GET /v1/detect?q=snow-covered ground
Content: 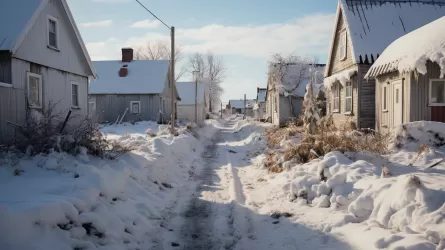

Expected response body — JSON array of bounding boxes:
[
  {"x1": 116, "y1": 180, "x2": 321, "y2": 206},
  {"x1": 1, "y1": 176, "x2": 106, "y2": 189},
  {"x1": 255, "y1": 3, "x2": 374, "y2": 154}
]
[
  {"x1": 1, "y1": 118, "x2": 444, "y2": 250},
  {"x1": 0, "y1": 120, "x2": 217, "y2": 250}
]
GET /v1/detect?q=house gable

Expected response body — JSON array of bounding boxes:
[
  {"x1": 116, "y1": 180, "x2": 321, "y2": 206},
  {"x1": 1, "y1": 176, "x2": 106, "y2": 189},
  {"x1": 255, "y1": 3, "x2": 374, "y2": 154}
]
[
  {"x1": 13, "y1": 0, "x2": 95, "y2": 77},
  {"x1": 326, "y1": 5, "x2": 356, "y2": 77}
]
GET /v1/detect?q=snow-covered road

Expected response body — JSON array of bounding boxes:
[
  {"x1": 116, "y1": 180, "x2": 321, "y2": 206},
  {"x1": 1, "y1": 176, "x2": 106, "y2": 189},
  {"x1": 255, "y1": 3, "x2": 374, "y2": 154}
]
[{"x1": 151, "y1": 118, "x2": 360, "y2": 250}]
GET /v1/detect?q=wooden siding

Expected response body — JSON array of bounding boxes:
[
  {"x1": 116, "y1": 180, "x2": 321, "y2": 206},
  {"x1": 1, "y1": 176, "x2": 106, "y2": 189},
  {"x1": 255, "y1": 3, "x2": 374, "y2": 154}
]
[
  {"x1": 1, "y1": 58, "x2": 88, "y2": 143},
  {"x1": 358, "y1": 64, "x2": 376, "y2": 129},
  {"x1": 14, "y1": 0, "x2": 91, "y2": 77},
  {"x1": 326, "y1": 73, "x2": 359, "y2": 128},
  {"x1": 92, "y1": 94, "x2": 168, "y2": 124},
  {"x1": 327, "y1": 9, "x2": 355, "y2": 76},
  {"x1": 410, "y1": 61, "x2": 445, "y2": 123},
  {"x1": 0, "y1": 51, "x2": 12, "y2": 84}
]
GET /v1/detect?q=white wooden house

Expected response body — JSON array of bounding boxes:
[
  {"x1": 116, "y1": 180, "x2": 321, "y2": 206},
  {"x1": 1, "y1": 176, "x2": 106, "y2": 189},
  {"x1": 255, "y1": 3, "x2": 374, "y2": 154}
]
[
  {"x1": 365, "y1": 16, "x2": 445, "y2": 132},
  {"x1": 89, "y1": 48, "x2": 180, "y2": 124},
  {"x1": 176, "y1": 81, "x2": 206, "y2": 124},
  {"x1": 254, "y1": 87, "x2": 266, "y2": 121},
  {"x1": 266, "y1": 63, "x2": 325, "y2": 126},
  {"x1": 324, "y1": 0, "x2": 445, "y2": 130},
  {"x1": 0, "y1": 0, "x2": 96, "y2": 143}
]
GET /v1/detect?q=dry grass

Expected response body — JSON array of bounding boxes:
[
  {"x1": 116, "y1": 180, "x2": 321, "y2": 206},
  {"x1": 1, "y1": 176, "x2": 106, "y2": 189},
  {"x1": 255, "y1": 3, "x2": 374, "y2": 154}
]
[{"x1": 265, "y1": 116, "x2": 389, "y2": 173}]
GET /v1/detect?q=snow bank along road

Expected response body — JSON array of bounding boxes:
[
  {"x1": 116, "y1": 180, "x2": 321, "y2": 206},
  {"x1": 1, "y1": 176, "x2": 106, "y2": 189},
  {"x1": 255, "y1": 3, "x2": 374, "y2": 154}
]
[{"x1": 153, "y1": 118, "x2": 358, "y2": 250}]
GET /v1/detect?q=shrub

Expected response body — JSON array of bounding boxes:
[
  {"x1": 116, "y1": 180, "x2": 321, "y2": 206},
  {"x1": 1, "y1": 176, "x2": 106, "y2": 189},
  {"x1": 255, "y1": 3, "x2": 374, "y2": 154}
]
[{"x1": 12, "y1": 103, "x2": 133, "y2": 159}]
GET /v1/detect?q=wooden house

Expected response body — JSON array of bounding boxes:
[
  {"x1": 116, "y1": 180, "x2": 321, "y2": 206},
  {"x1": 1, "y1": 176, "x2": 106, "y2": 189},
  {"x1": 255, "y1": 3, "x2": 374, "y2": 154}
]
[
  {"x1": 324, "y1": 0, "x2": 445, "y2": 129},
  {"x1": 365, "y1": 16, "x2": 445, "y2": 132},
  {"x1": 0, "y1": 0, "x2": 96, "y2": 143},
  {"x1": 176, "y1": 81, "x2": 206, "y2": 124},
  {"x1": 89, "y1": 48, "x2": 180, "y2": 124}
]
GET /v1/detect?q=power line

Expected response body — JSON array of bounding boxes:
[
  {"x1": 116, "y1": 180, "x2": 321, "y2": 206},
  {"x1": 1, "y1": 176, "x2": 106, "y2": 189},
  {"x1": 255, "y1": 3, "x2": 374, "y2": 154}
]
[{"x1": 134, "y1": 0, "x2": 171, "y2": 30}]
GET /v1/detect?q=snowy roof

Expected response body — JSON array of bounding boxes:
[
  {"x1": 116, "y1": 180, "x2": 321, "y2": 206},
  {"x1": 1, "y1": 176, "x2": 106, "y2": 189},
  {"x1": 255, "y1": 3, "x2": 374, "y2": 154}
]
[
  {"x1": 257, "y1": 88, "x2": 266, "y2": 102},
  {"x1": 366, "y1": 16, "x2": 445, "y2": 79},
  {"x1": 272, "y1": 64, "x2": 325, "y2": 97},
  {"x1": 0, "y1": 0, "x2": 97, "y2": 77},
  {"x1": 89, "y1": 60, "x2": 169, "y2": 94},
  {"x1": 229, "y1": 100, "x2": 255, "y2": 109},
  {"x1": 0, "y1": 0, "x2": 43, "y2": 50},
  {"x1": 176, "y1": 82, "x2": 205, "y2": 105},
  {"x1": 339, "y1": 0, "x2": 445, "y2": 64},
  {"x1": 324, "y1": 68, "x2": 357, "y2": 89}
]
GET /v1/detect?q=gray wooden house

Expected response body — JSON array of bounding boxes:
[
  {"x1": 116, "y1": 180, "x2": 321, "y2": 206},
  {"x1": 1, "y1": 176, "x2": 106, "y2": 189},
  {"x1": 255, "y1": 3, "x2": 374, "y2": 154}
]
[
  {"x1": 0, "y1": 0, "x2": 96, "y2": 143},
  {"x1": 324, "y1": 0, "x2": 445, "y2": 130},
  {"x1": 365, "y1": 16, "x2": 445, "y2": 132},
  {"x1": 89, "y1": 48, "x2": 180, "y2": 124},
  {"x1": 266, "y1": 63, "x2": 325, "y2": 126}
]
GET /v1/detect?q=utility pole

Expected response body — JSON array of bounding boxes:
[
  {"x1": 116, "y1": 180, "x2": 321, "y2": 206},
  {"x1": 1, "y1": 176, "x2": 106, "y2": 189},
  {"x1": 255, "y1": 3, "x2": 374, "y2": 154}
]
[
  {"x1": 195, "y1": 72, "x2": 198, "y2": 123},
  {"x1": 244, "y1": 94, "x2": 246, "y2": 120},
  {"x1": 220, "y1": 102, "x2": 223, "y2": 118},
  {"x1": 170, "y1": 26, "x2": 175, "y2": 133}
]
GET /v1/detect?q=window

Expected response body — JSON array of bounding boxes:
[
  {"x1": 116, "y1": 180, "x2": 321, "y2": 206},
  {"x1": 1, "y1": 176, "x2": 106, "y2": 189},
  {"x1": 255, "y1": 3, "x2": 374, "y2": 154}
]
[
  {"x1": 333, "y1": 84, "x2": 340, "y2": 112},
  {"x1": 131, "y1": 101, "x2": 140, "y2": 114},
  {"x1": 47, "y1": 15, "x2": 58, "y2": 49},
  {"x1": 339, "y1": 31, "x2": 347, "y2": 60},
  {"x1": 27, "y1": 72, "x2": 43, "y2": 108},
  {"x1": 0, "y1": 62, "x2": 7, "y2": 83},
  {"x1": 345, "y1": 81, "x2": 352, "y2": 113},
  {"x1": 429, "y1": 80, "x2": 445, "y2": 106},
  {"x1": 382, "y1": 85, "x2": 388, "y2": 111},
  {"x1": 89, "y1": 102, "x2": 96, "y2": 112},
  {"x1": 71, "y1": 82, "x2": 79, "y2": 108}
]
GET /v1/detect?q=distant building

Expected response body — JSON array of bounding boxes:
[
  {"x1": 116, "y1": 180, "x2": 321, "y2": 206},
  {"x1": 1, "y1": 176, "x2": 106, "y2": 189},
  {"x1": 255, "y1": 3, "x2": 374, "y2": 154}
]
[
  {"x1": 228, "y1": 99, "x2": 255, "y2": 116},
  {"x1": 254, "y1": 88, "x2": 267, "y2": 121},
  {"x1": 89, "y1": 48, "x2": 180, "y2": 124},
  {"x1": 176, "y1": 81, "x2": 206, "y2": 124}
]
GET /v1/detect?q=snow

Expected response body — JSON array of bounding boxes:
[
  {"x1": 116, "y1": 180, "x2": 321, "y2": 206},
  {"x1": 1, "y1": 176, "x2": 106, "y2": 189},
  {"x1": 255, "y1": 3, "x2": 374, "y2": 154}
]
[
  {"x1": 89, "y1": 60, "x2": 169, "y2": 94},
  {"x1": 0, "y1": 0, "x2": 43, "y2": 50},
  {"x1": 366, "y1": 16, "x2": 445, "y2": 79},
  {"x1": 324, "y1": 67, "x2": 357, "y2": 89},
  {"x1": 2, "y1": 117, "x2": 445, "y2": 250},
  {"x1": 0, "y1": 120, "x2": 217, "y2": 250},
  {"x1": 339, "y1": 0, "x2": 445, "y2": 64},
  {"x1": 274, "y1": 64, "x2": 326, "y2": 97},
  {"x1": 175, "y1": 81, "x2": 205, "y2": 105}
]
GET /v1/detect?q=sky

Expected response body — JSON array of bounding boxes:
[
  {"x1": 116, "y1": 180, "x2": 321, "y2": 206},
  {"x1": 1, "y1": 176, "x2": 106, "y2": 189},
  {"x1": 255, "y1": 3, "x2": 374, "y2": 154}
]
[{"x1": 68, "y1": 0, "x2": 338, "y2": 103}]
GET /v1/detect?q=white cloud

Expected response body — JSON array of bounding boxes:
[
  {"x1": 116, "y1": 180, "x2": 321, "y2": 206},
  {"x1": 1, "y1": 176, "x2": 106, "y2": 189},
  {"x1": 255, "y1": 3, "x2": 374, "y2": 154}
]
[
  {"x1": 81, "y1": 20, "x2": 113, "y2": 28},
  {"x1": 87, "y1": 13, "x2": 334, "y2": 60},
  {"x1": 130, "y1": 19, "x2": 162, "y2": 29}
]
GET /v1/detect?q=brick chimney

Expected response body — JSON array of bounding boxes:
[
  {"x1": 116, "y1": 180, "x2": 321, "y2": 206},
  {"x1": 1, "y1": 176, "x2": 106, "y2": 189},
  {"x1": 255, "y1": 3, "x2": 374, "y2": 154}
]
[{"x1": 121, "y1": 48, "x2": 133, "y2": 62}]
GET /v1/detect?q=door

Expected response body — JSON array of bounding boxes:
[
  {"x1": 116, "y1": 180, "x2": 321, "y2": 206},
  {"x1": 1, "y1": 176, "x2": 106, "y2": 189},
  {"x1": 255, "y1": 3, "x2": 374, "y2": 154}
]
[{"x1": 393, "y1": 81, "x2": 403, "y2": 126}]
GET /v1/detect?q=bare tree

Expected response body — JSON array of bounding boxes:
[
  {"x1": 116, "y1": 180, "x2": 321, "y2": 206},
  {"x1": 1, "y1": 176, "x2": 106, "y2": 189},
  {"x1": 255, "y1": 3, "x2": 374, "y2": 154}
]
[
  {"x1": 187, "y1": 52, "x2": 226, "y2": 113},
  {"x1": 269, "y1": 53, "x2": 315, "y2": 117},
  {"x1": 206, "y1": 52, "x2": 225, "y2": 112},
  {"x1": 134, "y1": 41, "x2": 187, "y2": 81}
]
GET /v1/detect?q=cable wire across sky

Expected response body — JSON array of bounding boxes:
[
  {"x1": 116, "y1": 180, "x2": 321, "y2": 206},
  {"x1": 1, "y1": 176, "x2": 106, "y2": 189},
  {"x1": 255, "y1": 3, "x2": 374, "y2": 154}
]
[{"x1": 134, "y1": 0, "x2": 171, "y2": 30}]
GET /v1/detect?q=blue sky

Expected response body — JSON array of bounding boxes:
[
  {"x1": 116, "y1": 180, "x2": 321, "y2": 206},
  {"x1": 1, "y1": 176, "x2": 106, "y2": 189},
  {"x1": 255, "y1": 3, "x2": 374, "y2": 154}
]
[{"x1": 68, "y1": 0, "x2": 338, "y2": 103}]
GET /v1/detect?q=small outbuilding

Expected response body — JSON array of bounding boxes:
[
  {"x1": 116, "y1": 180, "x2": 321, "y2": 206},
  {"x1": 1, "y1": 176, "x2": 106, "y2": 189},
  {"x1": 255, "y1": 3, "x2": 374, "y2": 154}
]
[{"x1": 365, "y1": 16, "x2": 445, "y2": 132}]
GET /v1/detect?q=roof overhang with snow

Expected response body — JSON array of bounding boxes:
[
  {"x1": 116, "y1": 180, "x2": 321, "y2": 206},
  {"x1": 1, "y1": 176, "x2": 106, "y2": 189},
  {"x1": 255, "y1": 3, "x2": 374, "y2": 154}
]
[
  {"x1": 365, "y1": 16, "x2": 445, "y2": 79},
  {"x1": 326, "y1": 0, "x2": 445, "y2": 77},
  {"x1": 0, "y1": 0, "x2": 97, "y2": 78}
]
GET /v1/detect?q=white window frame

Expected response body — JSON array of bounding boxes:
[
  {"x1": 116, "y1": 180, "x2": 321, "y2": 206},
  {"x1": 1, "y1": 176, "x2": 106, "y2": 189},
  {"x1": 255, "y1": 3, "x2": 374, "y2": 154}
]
[
  {"x1": 47, "y1": 15, "x2": 59, "y2": 50},
  {"x1": 345, "y1": 81, "x2": 352, "y2": 114},
  {"x1": 71, "y1": 81, "x2": 80, "y2": 108},
  {"x1": 27, "y1": 72, "x2": 43, "y2": 108},
  {"x1": 429, "y1": 79, "x2": 445, "y2": 106},
  {"x1": 88, "y1": 102, "x2": 96, "y2": 112},
  {"x1": 339, "y1": 30, "x2": 347, "y2": 61},
  {"x1": 130, "y1": 101, "x2": 141, "y2": 114},
  {"x1": 332, "y1": 84, "x2": 340, "y2": 113},
  {"x1": 382, "y1": 84, "x2": 388, "y2": 112}
]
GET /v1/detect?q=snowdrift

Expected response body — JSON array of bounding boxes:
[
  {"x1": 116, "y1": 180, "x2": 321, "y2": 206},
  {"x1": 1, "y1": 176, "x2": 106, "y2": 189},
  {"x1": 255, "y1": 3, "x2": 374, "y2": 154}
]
[{"x1": 0, "y1": 120, "x2": 217, "y2": 250}]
